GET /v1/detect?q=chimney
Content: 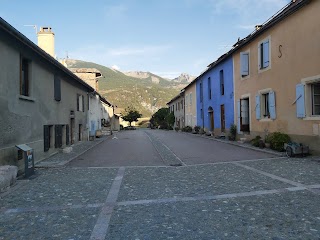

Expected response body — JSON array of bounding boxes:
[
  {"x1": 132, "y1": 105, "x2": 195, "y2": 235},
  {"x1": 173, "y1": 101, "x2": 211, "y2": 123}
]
[
  {"x1": 255, "y1": 24, "x2": 263, "y2": 31},
  {"x1": 37, "y1": 27, "x2": 55, "y2": 57}
]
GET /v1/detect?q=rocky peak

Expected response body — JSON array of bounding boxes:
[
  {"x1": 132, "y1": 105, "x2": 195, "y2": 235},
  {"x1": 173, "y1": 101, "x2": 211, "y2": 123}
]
[{"x1": 172, "y1": 73, "x2": 195, "y2": 83}]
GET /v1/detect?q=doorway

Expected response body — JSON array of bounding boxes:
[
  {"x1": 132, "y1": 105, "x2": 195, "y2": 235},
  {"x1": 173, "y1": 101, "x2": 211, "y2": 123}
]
[
  {"x1": 70, "y1": 118, "x2": 75, "y2": 144},
  {"x1": 220, "y1": 105, "x2": 225, "y2": 133},
  {"x1": 208, "y1": 106, "x2": 214, "y2": 131},
  {"x1": 79, "y1": 124, "x2": 83, "y2": 141},
  {"x1": 240, "y1": 98, "x2": 250, "y2": 132}
]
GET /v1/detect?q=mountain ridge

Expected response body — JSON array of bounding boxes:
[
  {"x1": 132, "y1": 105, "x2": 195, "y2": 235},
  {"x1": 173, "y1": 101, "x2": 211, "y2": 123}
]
[{"x1": 65, "y1": 59, "x2": 192, "y2": 117}]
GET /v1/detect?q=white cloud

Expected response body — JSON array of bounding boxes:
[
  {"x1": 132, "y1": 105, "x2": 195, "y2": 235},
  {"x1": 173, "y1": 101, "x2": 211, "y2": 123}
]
[{"x1": 111, "y1": 65, "x2": 120, "y2": 71}]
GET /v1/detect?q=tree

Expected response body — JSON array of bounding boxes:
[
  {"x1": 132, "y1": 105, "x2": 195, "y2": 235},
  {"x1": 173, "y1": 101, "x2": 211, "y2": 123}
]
[
  {"x1": 121, "y1": 106, "x2": 142, "y2": 126},
  {"x1": 150, "y1": 107, "x2": 174, "y2": 129}
]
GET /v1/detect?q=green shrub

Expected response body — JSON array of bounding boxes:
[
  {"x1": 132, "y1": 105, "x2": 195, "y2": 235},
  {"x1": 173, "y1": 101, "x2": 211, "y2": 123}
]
[
  {"x1": 267, "y1": 132, "x2": 291, "y2": 151},
  {"x1": 182, "y1": 126, "x2": 192, "y2": 132},
  {"x1": 174, "y1": 127, "x2": 180, "y2": 131},
  {"x1": 251, "y1": 136, "x2": 262, "y2": 147}
]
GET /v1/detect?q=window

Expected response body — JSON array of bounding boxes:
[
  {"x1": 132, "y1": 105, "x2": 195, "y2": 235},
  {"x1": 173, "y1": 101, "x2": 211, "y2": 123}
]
[
  {"x1": 296, "y1": 80, "x2": 320, "y2": 118},
  {"x1": 258, "y1": 37, "x2": 270, "y2": 70},
  {"x1": 201, "y1": 109, "x2": 203, "y2": 119},
  {"x1": 312, "y1": 83, "x2": 320, "y2": 115},
  {"x1": 77, "y1": 94, "x2": 84, "y2": 112},
  {"x1": 181, "y1": 100, "x2": 183, "y2": 109},
  {"x1": 200, "y1": 82, "x2": 203, "y2": 103},
  {"x1": 54, "y1": 75, "x2": 61, "y2": 101},
  {"x1": 240, "y1": 52, "x2": 249, "y2": 77},
  {"x1": 208, "y1": 77, "x2": 212, "y2": 99},
  {"x1": 261, "y1": 93, "x2": 270, "y2": 118},
  {"x1": 20, "y1": 57, "x2": 31, "y2": 96},
  {"x1": 220, "y1": 70, "x2": 224, "y2": 95},
  {"x1": 256, "y1": 90, "x2": 276, "y2": 120},
  {"x1": 190, "y1": 93, "x2": 192, "y2": 105}
]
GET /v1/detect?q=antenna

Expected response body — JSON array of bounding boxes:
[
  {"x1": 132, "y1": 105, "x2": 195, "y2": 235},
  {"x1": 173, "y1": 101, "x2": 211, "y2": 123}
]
[{"x1": 24, "y1": 25, "x2": 38, "y2": 34}]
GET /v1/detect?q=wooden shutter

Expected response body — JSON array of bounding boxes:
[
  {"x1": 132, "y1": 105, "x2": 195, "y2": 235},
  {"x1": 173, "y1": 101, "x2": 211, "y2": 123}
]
[
  {"x1": 296, "y1": 84, "x2": 305, "y2": 118},
  {"x1": 240, "y1": 52, "x2": 249, "y2": 76},
  {"x1": 258, "y1": 44, "x2": 262, "y2": 69},
  {"x1": 55, "y1": 125, "x2": 63, "y2": 148},
  {"x1": 77, "y1": 94, "x2": 79, "y2": 111},
  {"x1": 44, "y1": 125, "x2": 50, "y2": 152},
  {"x1": 66, "y1": 124, "x2": 69, "y2": 145},
  {"x1": 82, "y1": 95, "x2": 85, "y2": 112},
  {"x1": 255, "y1": 95, "x2": 261, "y2": 120},
  {"x1": 269, "y1": 91, "x2": 276, "y2": 120},
  {"x1": 263, "y1": 40, "x2": 270, "y2": 68},
  {"x1": 54, "y1": 75, "x2": 61, "y2": 101},
  {"x1": 237, "y1": 100, "x2": 241, "y2": 133}
]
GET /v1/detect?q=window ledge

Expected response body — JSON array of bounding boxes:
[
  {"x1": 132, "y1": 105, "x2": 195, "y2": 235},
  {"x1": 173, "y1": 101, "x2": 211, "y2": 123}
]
[
  {"x1": 303, "y1": 116, "x2": 320, "y2": 121},
  {"x1": 241, "y1": 75, "x2": 250, "y2": 80},
  {"x1": 259, "y1": 118, "x2": 273, "y2": 122},
  {"x1": 258, "y1": 66, "x2": 271, "y2": 74},
  {"x1": 19, "y1": 95, "x2": 36, "y2": 102}
]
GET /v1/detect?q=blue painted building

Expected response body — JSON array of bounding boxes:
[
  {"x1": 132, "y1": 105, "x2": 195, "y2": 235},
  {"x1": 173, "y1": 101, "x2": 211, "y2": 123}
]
[{"x1": 196, "y1": 55, "x2": 234, "y2": 134}]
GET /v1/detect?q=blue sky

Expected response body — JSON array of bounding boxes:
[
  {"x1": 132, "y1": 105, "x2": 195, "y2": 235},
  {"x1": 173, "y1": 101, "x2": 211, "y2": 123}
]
[{"x1": 1, "y1": 0, "x2": 289, "y2": 78}]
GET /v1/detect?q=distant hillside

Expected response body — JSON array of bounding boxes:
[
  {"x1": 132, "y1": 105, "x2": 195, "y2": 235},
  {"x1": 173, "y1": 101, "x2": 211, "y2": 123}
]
[{"x1": 65, "y1": 59, "x2": 185, "y2": 117}]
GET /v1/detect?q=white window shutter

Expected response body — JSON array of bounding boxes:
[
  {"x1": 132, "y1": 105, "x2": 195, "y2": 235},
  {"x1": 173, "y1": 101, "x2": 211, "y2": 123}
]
[
  {"x1": 240, "y1": 53, "x2": 249, "y2": 76},
  {"x1": 255, "y1": 95, "x2": 261, "y2": 120},
  {"x1": 237, "y1": 100, "x2": 241, "y2": 133},
  {"x1": 268, "y1": 91, "x2": 276, "y2": 119},
  {"x1": 296, "y1": 84, "x2": 306, "y2": 118},
  {"x1": 263, "y1": 40, "x2": 270, "y2": 68}
]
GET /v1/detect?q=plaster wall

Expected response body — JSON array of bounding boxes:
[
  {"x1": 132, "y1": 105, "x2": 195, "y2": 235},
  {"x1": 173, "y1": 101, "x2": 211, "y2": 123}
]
[
  {"x1": 184, "y1": 83, "x2": 197, "y2": 127},
  {"x1": 0, "y1": 31, "x2": 89, "y2": 170},
  {"x1": 196, "y1": 57, "x2": 234, "y2": 134},
  {"x1": 233, "y1": 0, "x2": 320, "y2": 152}
]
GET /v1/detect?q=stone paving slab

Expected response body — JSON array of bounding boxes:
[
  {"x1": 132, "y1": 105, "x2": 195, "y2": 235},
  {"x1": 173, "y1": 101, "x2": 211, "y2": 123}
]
[
  {"x1": 117, "y1": 164, "x2": 292, "y2": 202},
  {"x1": 107, "y1": 191, "x2": 320, "y2": 240},
  {"x1": 241, "y1": 158, "x2": 320, "y2": 185},
  {"x1": 0, "y1": 168, "x2": 117, "y2": 209},
  {"x1": 0, "y1": 208, "x2": 100, "y2": 240}
]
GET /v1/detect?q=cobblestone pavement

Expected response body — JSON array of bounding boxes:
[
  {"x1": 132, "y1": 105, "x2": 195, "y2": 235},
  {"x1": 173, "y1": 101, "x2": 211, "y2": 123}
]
[{"x1": 1, "y1": 131, "x2": 320, "y2": 239}]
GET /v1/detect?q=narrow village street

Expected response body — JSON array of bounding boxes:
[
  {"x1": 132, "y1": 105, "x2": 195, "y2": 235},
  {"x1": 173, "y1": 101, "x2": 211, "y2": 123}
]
[{"x1": 1, "y1": 130, "x2": 320, "y2": 239}]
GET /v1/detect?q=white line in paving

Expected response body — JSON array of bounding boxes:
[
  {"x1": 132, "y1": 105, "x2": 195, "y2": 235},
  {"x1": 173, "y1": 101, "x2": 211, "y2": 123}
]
[
  {"x1": 117, "y1": 186, "x2": 313, "y2": 206},
  {"x1": 185, "y1": 157, "x2": 287, "y2": 167},
  {"x1": 233, "y1": 162, "x2": 305, "y2": 187},
  {"x1": 2, "y1": 184, "x2": 319, "y2": 214},
  {"x1": 162, "y1": 142, "x2": 186, "y2": 166},
  {"x1": 89, "y1": 167, "x2": 125, "y2": 240}
]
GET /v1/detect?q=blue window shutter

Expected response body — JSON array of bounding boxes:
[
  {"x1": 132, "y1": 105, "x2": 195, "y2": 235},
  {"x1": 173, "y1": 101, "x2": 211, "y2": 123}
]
[
  {"x1": 268, "y1": 91, "x2": 276, "y2": 119},
  {"x1": 240, "y1": 53, "x2": 249, "y2": 76},
  {"x1": 263, "y1": 40, "x2": 269, "y2": 68},
  {"x1": 237, "y1": 100, "x2": 241, "y2": 133},
  {"x1": 255, "y1": 95, "x2": 261, "y2": 120},
  {"x1": 258, "y1": 44, "x2": 261, "y2": 69},
  {"x1": 296, "y1": 84, "x2": 305, "y2": 118}
]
